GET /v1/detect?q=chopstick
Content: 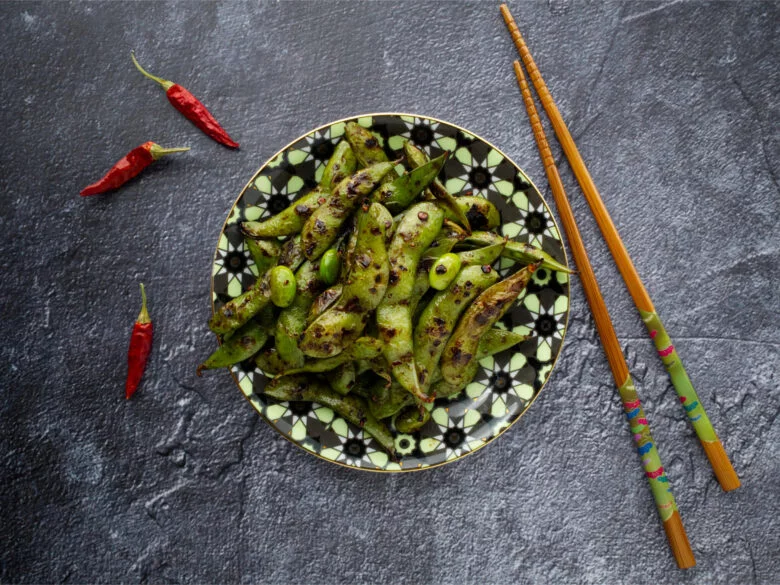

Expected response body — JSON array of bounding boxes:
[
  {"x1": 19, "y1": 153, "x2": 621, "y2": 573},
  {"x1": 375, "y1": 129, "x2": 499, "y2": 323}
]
[
  {"x1": 500, "y1": 3, "x2": 739, "y2": 492},
  {"x1": 512, "y1": 58, "x2": 695, "y2": 569}
]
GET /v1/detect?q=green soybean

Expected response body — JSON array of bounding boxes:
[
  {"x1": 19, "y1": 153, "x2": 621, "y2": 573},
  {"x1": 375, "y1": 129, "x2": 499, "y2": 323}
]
[
  {"x1": 428, "y1": 252, "x2": 462, "y2": 290},
  {"x1": 319, "y1": 249, "x2": 341, "y2": 285},
  {"x1": 269, "y1": 266, "x2": 297, "y2": 308}
]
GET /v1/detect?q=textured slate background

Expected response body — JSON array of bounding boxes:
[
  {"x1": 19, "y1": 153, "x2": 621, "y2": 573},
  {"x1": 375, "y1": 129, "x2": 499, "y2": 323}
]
[{"x1": 1, "y1": 1, "x2": 778, "y2": 583}]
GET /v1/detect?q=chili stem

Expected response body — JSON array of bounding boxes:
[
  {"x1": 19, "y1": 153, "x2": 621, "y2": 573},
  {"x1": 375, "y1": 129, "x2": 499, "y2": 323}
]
[
  {"x1": 148, "y1": 144, "x2": 191, "y2": 160},
  {"x1": 131, "y1": 51, "x2": 175, "y2": 91},
  {"x1": 138, "y1": 283, "x2": 151, "y2": 324}
]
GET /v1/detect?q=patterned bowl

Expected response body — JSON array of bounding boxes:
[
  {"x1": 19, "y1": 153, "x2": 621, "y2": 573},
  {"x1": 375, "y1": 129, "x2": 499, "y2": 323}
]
[{"x1": 210, "y1": 114, "x2": 569, "y2": 471}]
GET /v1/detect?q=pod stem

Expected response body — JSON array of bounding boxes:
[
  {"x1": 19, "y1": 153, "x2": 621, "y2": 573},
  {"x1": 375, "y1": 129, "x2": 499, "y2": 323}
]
[
  {"x1": 137, "y1": 283, "x2": 151, "y2": 324},
  {"x1": 148, "y1": 144, "x2": 191, "y2": 160}
]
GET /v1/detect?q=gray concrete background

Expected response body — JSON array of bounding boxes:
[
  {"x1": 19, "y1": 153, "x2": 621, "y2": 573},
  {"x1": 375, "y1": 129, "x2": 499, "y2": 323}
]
[{"x1": 1, "y1": 1, "x2": 778, "y2": 583}]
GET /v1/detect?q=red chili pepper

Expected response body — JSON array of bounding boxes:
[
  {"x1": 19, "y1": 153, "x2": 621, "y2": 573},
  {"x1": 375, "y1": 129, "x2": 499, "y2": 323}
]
[
  {"x1": 131, "y1": 52, "x2": 239, "y2": 149},
  {"x1": 126, "y1": 283, "x2": 154, "y2": 400},
  {"x1": 80, "y1": 141, "x2": 190, "y2": 196}
]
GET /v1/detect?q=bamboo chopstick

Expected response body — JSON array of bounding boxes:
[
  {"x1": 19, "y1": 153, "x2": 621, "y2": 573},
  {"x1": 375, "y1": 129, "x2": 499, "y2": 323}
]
[
  {"x1": 500, "y1": 3, "x2": 739, "y2": 492},
  {"x1": 512, "y1": 59, "x2": 696, "y2": 569}
]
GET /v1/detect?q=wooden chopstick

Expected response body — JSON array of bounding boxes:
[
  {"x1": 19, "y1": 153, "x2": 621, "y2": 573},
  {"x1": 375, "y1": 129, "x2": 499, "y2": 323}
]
[
  {"x1": 512, "y1": 58, "x2": 696, "y2": 569},
  {"x1": 500, "y1": 3, "x2": 739, "y2": 492}
]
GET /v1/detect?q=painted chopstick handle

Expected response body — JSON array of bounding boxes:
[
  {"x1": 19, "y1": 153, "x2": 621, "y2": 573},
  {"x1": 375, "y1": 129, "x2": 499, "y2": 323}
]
[{"x1": 641, "y1": 309, "x2": 740, "y2": 491}]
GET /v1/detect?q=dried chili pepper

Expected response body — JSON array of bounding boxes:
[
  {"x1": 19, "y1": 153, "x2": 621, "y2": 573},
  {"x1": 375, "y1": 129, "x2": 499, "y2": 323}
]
[
  {"x1": 80, "y1": 141, "x2": 190, "y2": 196},
  {"x1": 126, "y1": 283, "x2": 153, "y2": 400},
  {"x1": 131, "y1": 52, "x2": 239, "y2": 149}
]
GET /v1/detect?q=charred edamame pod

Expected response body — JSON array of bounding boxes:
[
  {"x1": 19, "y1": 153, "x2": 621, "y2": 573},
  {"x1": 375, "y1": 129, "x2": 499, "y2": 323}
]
[
  {"x1": 241, "y1": 141, "x2": 357, "y2": 238},
  {"x1": 301, "y1": 161, "x2": 395, "y2": 261},
  {"x1": 278, "y1": 234, "x2": 306, "y2": 272},
  {"x1": 245, "y1": 239, "x2": 281, "y2": 275},
  {"x1": 394, "y1": 405, "x2": 430, "y2": 434},
  {"x1": 446, "y1": 196, "x2": 500, "y2": 231},
  {"x1": 404, "y1": 141, "x2": 471, "y2": 232},
  {"x1": 368, "y1": 381, "x2": 414, "y2": 420},
  {"x1": 456, "y1": 240, "x2": 506, "y2": 267},
  {"x1": 279, "y1": 337, "x2": 383, "y2": 376},
  {"x1": 307, "y1": 285, "x2": 342, "y2": 325},
  {"x1": 329, "y1": 362, "x2": 356, "y2": 396},
  {"x1": 254, "y1": 346, "x2": 289, "y2": 375},
  {"x1": 428, "y1": 328, "x2": 529, "y2": 398},
  {"x1": 373, "y1": 153, "x2": 448, "y2": 213},
  {"x1": 300, "y1": 202, "x2": 392, "y2": 357},
  {"x1": 344, "y1": 121, "x2": 400, "y2": 182},
  {"x1": 209, "y1": 275, "x2": 272, "y2": 335},
  {"x1": 440, "y1": 263, "x2": 539, "y2": 387},
  {"x1": 263, "y1": 374, "x2": 395, "y2": 456},
  {"x1": 196, "y1": 321, "x2": 268, "y2": 376},
  {"x1": 414, "y1": 264, "x2": 500, "y2": 390},
  {"x1": 376, "y1": 202, "x2": 444, "y2": 401},
  {"x1": 464, "y1": 231, "x2": 570, "y2": 273}
]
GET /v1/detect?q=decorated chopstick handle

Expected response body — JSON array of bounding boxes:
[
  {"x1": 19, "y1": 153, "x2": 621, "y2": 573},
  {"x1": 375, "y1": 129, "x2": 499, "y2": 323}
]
[
  {"x1": 620, "y1": 375, "x2": 678, "y2": 521},
  {"x1": 640, "y1": 309, "x2": 740, "y2": 490},
  {"x1": 640, "y1": 310, "x2": 716, "y2": 441}
]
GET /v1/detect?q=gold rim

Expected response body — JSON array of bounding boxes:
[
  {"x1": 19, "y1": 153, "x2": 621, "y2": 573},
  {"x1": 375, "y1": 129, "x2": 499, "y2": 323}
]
[{"x1": 208, "y1": 112, "x2": 571, "y2": 473}]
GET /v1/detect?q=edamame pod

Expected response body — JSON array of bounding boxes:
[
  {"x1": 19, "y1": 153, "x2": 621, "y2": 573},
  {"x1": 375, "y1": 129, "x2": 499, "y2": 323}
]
[
  {"x1": 196, "y1": 321, "x2": 268, "y2": 376},
  {"x1": 278, "y1": 234, "x2": 306, "y2": 272},
  {"x1": 368, "y1": 381, "x2": 414, "y2": 420},
  {"x1": 279, "y1": 337, "x2": 383, "y2": 375},
  {"x1": 394, "y1": 405, "x2": 430, "y2": 434},
  {"x1": 209, "y1": 274, "x2": 272, "y2": 335},
  {"x1": 269, "y1": 266, "x2": 296, "y2": 307},
  {"x1": 307, "y1": 285, "x2": 342, "y2": 325},
  {"x1": 404, "y1": 141, "x2": 471, "y2": 232},
  {"x1": 344, "y1": 122, "x2": 399, "y2": 182},
  {"x1": 275, "y1": 260, "x2": 325, "y2": 368},
  {"x1": 445, "y1": 196, "x2": 501, "y2": 231},
  {"x1": 301, "y1": 161, "x2": 395, "y2": 261},
  {"x1": 241, "y1": 186, "x2": 326, "y2": 239},
  {"x1": 424, "y1": 220, "x2": 467, "y2": 259},
  {"x1": 429, "y1": 328, "x2": 529, "y2": 398},
  {"x1": 440, "y1": 263, "x2": 539, "y2": 387},
  {"x1": 464, "y1": 231, "x2": 570, "y2": 273},
  {"x1": 300, "y1": 202, "x2": 392, "y2": 357},
  {"x1": 428, "y1": 252, "x2": 462, "y2": 290},
  {"x1": 414, "y1": 264, "x2": 500, "y2": 390},
  {"x1": 241, "y1": 141, "x2": 357, "y2": 238},
  {"x1": 373, "y1": 153, "x2": 448, "y2": 213},
  {"x1": 376, "y1": 202, "x2": 444, "y2": 400},
  {"x1": 254, "y1": 347, "x2": 288, "y2": 375},
  {"x1": 263, "y1": 374, "x2": 395, "y2": 455},
  {"x1": 245, "y1": 239, "x2": 281, "y2": 275},
  {"x1": 319, "y1": 140, "x2": 358, "y2": 190},
  {"x1": 456, "y1": 240, "x2": 506, "y2": 267}
]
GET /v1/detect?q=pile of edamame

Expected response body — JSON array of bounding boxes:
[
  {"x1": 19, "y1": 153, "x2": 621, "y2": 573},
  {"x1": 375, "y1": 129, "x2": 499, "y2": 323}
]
[{"x1": 200, "y1": 122, "x2": 569, "y2": 457}]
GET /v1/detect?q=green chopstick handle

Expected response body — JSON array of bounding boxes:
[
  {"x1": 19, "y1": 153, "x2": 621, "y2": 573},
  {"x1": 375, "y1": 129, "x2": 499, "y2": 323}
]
[
  {"x1": 639, "y1": 310, "x2": 717, "y2": 443},
  {"x1": 618, "y1": 374, "x2": 678, "y2": 522}
]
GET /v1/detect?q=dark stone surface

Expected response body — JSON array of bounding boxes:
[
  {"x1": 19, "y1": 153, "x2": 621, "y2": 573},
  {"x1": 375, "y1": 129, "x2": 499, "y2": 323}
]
[{"x1": 1, "y1": 1, "x2": 778, "y2": 583}]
